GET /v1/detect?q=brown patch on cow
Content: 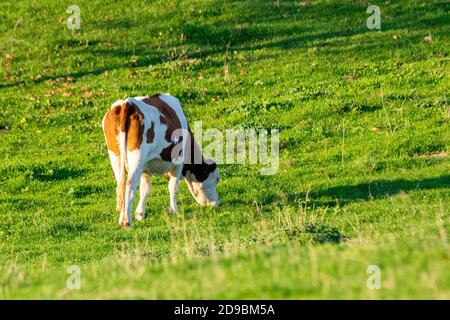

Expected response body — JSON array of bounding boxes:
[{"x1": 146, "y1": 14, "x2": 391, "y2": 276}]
[
  {"x1": 125, "y1": 102, "x2": 145, "y2": 151},
  {"x1": 146, "y1": 121, "x2": 155, "y2": 143},
  {"x1": 103, "y1": 101, "x2": 145, "y2": 155},
  {"x1": 103, "y1": 105, "x2": 121, "y2": 156},
  {"x1": 183, "y1": 158, "x2": 217, "y2": 182},
  {"x1": 143, "y1": 94, "x2": 183, "y2": 161}
]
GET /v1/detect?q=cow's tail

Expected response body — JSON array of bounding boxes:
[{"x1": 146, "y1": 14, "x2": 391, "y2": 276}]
[{"x1": 116, "y1": 100, "x2": 129, "y2": 212}]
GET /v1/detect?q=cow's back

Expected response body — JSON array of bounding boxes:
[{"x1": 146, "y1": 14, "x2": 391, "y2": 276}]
[{"x1": 102, "y1": 94, "x2": 190, "y2": 177}]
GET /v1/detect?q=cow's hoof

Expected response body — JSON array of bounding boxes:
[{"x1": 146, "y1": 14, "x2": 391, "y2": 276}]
[
  {"x1": 168, "y1": 207, "x2": 177, "y2": 214},
  {"x1": 120, "y1": 221, "x2": 131, "y2": 229},
  {"x1": 135, "y1": 213, "x2": 144, "y2": 221}
]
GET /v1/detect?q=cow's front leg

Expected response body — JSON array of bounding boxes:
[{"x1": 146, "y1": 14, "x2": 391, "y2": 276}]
[
  {"x1": 168, "y1": 166, "x2": 183, "y2": 213},
  {"x1": 135, "y1": 173, "x2": 152, "y2": 221}
]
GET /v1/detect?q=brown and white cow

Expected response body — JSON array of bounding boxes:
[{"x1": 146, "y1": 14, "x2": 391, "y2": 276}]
[{"x1": 102, "y1": 94, "x2": 220, "y2": 228}]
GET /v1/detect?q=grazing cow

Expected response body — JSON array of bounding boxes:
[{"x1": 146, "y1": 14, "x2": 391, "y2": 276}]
[{"x1": 102, "y1": 94, "x2": 220, "y2": 228}]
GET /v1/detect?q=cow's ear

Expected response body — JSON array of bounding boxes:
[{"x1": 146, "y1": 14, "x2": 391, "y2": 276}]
[{"x1": 209, "y1": 161, "x2": 217, "y2": 172}]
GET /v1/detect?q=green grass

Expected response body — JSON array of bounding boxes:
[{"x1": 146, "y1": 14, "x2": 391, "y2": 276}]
[{"x1": 0, "y1": 0, "x2": 449, "y2": 299}]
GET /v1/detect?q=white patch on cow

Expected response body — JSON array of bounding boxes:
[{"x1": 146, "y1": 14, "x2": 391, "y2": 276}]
[
  {"x1": 132, "y1": 99, "x2": 171, "y2": 152},
  {"x1": 107, "y1": 150, "x2": 120, "y2": 182},
  {"x1": 133, "y1": 96, "x2": 148, "y2": 101},
  {"x1": 118, "y1": 132, "x2": 126, "y2": 179},
  {"x1": 101, "y1": 113, "x2": 107, "y2": 131}
]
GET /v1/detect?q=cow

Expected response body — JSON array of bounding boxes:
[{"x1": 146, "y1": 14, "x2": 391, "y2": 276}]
[{"x1": 102, "y1": 94, "x2": 220, "y2": 228}]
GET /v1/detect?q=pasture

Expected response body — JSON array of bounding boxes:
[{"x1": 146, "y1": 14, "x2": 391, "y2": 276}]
[{"x1": 0, "y1": 0, "x2": 449, "y2": 299}]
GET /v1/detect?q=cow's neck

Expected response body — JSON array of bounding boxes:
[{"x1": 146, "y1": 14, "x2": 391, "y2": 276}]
[{"x1": 181, "y1": 130, "x2": 212, "y2": 183}]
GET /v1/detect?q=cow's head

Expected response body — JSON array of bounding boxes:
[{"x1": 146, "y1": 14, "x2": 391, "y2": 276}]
[{"x1": 183, "y1": 160, "x2": 220, "y2": 207}]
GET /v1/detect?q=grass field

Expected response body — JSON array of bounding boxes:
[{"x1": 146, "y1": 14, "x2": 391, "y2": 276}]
[{"x1": 0, "y1": 0, "x2": 449, "y2": 299}]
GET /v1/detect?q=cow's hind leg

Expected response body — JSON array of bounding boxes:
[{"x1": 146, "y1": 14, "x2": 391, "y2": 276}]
[
  {"x1": 108, "y1": 151, "x2": 121, "y2": 184},
  {"x1": 120, "y1": 150, "x2": 143, "y2": 228},
  {"x1": 135, "y1": 173, "x2": 152, "y2": 221},
  {"x1": 107, "y1": 151, "x2": 125, "y2": 213}
]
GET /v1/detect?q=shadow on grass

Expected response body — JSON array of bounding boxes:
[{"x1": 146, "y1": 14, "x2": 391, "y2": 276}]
[
  {"x1": 286, "y1": 223, "x2": 345, "y2": 244},
  {"x1": 46, "y1": 220, "x2": 90, "y2": 239},
  {"x1": 2, "y1": 0, "x2": 446, "y2": 90},
  {"x1": 0, "y1": 162, "x2": 87, "y2": 182},
  {"x1": 26, "y1": 165, "x2": 87, "y2": 182},
  {"x1": 289, "y1": 175, "x2": 450, "y2": 206}
]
